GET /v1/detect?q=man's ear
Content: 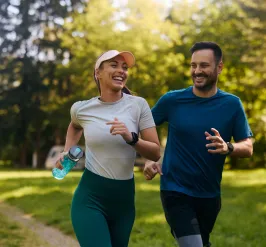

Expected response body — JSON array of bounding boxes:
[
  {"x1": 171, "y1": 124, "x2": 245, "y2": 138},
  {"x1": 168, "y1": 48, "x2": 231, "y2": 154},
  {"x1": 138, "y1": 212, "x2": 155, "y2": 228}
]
[{"x1": 217, "y1": 61, "x2": 223, "y2": 74}]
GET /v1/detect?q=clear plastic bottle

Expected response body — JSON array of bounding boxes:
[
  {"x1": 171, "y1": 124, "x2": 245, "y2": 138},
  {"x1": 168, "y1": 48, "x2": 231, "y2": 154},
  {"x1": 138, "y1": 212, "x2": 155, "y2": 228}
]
[{"x1": 52, "y1": 146, "x2": 84, "y2": 180}]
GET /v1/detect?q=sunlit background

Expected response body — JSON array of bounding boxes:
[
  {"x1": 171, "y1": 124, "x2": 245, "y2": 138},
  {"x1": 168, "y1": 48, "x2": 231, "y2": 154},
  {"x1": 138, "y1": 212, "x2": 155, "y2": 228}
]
[{"x1": 0, "y1": 1, "x2": 266, "y2": 245}]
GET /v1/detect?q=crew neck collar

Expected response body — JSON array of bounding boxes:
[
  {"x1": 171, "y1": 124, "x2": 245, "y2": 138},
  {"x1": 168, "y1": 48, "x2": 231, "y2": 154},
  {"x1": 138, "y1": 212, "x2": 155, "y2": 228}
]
[{"x1": 97, "y1": 93, "x2": 126, "y2": 105}]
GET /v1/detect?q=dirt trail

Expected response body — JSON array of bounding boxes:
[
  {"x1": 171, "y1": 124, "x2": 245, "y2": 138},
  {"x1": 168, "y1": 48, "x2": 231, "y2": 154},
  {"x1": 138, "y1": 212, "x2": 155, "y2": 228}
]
[{"x1": 0, "y1": 201, "x2": 79, "y2": 247}]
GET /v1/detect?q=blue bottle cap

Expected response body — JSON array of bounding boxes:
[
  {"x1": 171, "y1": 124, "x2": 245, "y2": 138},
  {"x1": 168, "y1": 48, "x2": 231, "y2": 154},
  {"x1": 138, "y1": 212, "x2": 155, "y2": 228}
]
[{"x1": 68, "y1": 146, "x2": 84, "y2": 162}]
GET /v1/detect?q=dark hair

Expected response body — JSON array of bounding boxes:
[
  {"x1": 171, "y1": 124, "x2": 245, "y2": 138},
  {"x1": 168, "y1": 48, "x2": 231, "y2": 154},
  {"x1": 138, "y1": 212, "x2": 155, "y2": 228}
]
[
  {"x1": 190, "y1": 41, "x2": 223, "y2": 65},
  {"x1": 93, "y1": 61, "x2": 132, "y2": 95}
]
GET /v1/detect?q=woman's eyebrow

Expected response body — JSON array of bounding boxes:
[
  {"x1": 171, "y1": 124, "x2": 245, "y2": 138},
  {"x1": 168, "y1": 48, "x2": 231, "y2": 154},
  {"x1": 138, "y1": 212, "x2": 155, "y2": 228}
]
[{"x1": 109, "y1": 60, "x2": 128, "y2": 67}]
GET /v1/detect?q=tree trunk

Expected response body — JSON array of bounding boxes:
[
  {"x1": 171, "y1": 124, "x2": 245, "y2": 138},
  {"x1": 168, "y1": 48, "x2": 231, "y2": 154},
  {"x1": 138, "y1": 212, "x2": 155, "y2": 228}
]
[
  {"x1": 230, "y1": 156, "x2": 238, "y2": 169},
  {"x1": 19, "y1": 142, "x2": 28, "y2": 168}
]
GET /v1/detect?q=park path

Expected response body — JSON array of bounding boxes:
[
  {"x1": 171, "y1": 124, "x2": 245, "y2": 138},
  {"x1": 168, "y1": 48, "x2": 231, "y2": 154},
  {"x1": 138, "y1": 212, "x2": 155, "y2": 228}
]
[{"x1": 0, "y1": 201, "x2": 79, "y2": 247}]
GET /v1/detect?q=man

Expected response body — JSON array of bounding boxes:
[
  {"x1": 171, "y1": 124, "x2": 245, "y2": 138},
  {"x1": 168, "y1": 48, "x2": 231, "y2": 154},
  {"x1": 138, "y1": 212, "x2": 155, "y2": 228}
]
[{"x1": 144, "y1": 41, "x2": 253, "y2": 247}]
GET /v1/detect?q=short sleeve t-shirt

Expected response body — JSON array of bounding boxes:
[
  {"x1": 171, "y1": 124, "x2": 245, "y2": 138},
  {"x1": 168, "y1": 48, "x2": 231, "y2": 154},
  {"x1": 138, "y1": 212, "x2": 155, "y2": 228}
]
[
  {"x1": 152, "y1": 86, "x2": 253, "y2": 197},
  {"x1": 71, "y1": 93, "x2": 155, "y2": 180}
]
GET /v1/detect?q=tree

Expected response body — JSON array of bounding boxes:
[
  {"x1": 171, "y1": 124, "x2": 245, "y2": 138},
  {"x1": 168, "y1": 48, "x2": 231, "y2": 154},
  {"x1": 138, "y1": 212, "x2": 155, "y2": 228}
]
[{"x1": 0, "y1": 0, "x2": 85, "y2": 167}]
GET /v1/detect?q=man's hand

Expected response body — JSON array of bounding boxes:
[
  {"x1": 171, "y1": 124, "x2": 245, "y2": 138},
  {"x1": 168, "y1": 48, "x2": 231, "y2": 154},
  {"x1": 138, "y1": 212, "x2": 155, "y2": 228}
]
[
  {"x1": 143, "y1": 160, "x2": 163, "y2": 180},
  {"x1": 205, "y1": 128, "x2": 229, "y2": 154}
]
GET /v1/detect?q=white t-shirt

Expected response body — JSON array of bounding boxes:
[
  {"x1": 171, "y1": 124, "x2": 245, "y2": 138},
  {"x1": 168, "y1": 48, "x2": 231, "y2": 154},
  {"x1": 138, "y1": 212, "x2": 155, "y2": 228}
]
[{"x1": 70, "y1": 93, "x2": 155, "y2": 180}]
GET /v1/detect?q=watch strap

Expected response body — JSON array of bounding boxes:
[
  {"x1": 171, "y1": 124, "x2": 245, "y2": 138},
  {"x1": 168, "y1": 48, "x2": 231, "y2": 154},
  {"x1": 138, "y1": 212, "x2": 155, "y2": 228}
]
[
  {"x1": 226, "y1": 142, "x2": 234, "y2": 155},
  {"x1": 126, "y1": 132, "x2": 139, "y2": 146}
]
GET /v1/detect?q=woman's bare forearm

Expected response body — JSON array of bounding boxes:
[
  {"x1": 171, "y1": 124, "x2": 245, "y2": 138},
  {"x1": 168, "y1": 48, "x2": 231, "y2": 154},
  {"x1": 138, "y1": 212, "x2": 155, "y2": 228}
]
[
  {"x1": 63, "y1": 122, "x2": 83, "y2": 152},
  {"x1": 134, "y1": 127, "x2": 161, "y2": 161},
  {"x1": 134, "y1": 140, "x2": 160, "y2": 161}
]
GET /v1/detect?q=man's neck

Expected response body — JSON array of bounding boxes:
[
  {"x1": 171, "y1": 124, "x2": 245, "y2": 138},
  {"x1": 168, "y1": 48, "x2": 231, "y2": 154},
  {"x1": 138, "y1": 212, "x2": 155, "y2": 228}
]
[{"x1": 192, "y1": 86, "x2": 218, "y2": 98}]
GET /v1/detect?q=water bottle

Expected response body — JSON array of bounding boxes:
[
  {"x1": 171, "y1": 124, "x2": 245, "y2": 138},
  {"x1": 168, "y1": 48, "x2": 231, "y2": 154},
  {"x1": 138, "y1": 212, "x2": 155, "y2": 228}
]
[{"x1": 52, "y1": 146, "x2": 84, "y2": 180}]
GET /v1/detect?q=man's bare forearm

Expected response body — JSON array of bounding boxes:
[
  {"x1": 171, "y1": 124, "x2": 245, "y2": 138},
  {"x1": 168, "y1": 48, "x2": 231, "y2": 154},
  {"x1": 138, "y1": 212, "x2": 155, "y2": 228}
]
[{"x1": 230, "y1": 138, "x2": 253, "y2": 158}]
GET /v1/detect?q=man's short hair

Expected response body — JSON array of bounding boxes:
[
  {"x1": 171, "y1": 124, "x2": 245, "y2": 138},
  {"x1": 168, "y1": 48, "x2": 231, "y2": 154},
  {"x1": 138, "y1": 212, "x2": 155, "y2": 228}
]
[{"x1": 190, "y1": 41, "x2": 223, "y2": 65}]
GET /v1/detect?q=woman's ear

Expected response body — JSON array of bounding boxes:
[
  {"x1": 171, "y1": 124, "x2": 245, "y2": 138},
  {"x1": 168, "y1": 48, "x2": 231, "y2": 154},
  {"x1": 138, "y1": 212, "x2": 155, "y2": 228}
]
[{"x1": 95, "y1": 69, "x2": 100, "y2": 79}]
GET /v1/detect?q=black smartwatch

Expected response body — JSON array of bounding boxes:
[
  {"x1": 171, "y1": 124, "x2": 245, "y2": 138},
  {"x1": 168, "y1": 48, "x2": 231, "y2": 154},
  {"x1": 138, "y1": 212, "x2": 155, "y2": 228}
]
[
  {"x1": 126, "y1": 132, "x2": 139, "y2": 146},
  {"x1": 226, "y1": 142, "x2": 234, "y2": 155}
]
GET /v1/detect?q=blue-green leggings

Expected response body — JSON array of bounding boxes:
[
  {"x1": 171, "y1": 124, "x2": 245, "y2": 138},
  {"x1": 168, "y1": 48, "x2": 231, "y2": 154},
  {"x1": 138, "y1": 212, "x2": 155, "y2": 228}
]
[{"x1": 71, "y1": 168, "x2": 135, "y2": 247}]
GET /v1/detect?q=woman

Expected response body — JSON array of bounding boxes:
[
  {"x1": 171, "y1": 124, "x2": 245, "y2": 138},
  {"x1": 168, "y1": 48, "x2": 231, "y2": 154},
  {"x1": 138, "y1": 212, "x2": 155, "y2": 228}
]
[{"x1": 55, "y1": 50, "x2": 160, "y2": 247}]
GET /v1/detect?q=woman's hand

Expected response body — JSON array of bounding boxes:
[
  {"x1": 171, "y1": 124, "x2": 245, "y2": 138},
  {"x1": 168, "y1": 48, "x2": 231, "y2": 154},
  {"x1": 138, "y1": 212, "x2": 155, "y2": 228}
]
[
  {"x1": 54, "y1": 152, "x2": 67, "y2": 170},
  {"x1": 106, "y1": 117, "x2": 132, "y2": 142}
]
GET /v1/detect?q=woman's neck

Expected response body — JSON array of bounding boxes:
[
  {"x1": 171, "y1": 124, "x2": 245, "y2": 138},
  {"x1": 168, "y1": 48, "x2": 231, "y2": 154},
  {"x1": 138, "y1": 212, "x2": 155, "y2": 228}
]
[{"x1": 99, "y1": 91, "x2": 123, "y2": 102}]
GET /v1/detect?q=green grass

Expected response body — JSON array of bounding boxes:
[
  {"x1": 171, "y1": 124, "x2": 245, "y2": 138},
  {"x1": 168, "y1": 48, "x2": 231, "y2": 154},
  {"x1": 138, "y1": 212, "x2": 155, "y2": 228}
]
[
  {"x1": 0, "y1": 169, "x2": 266, "y2": 246},
  {"x1": 0, "y1": 212, "x2": 49, "y2": 247}
]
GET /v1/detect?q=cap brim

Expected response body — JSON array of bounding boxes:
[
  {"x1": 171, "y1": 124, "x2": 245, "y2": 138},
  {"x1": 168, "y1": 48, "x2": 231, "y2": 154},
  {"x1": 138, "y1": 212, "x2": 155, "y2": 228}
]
[
  {"x1": 118, "y1": 51, "x2": 135, "y2": 68},
  {"x1": 95, "y1": 50, "x2": 135, "y2": 69}
]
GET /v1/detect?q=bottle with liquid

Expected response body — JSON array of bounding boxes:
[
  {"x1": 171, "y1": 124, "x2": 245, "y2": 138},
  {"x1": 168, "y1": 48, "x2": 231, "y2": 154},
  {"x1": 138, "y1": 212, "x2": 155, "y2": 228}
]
[{"x1": 52, "y1": 146, "x2": 84, "y2": 180}]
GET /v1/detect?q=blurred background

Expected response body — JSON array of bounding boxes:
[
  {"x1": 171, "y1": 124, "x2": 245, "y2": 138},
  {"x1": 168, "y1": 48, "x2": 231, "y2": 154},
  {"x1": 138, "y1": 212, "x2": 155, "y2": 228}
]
[{"x1": 0, "y1": 0, "x2": 265, "y2": 170}]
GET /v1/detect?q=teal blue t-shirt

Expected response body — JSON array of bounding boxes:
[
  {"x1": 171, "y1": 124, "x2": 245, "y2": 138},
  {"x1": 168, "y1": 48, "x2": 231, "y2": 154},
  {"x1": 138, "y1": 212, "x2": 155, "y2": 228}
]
[{"x1": 152, "y1": 86, "x2": 252, "y2": 198}]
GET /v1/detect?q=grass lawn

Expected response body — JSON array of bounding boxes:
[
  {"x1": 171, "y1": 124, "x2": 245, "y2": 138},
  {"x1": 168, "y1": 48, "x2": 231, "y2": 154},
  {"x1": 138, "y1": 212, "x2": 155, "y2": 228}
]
[
  {"x1": 0, "y1": 212, "x2": 50, "y2": 247},
  {"x1": 0, "y1": 168, "x2": 266, "y2": 247}
]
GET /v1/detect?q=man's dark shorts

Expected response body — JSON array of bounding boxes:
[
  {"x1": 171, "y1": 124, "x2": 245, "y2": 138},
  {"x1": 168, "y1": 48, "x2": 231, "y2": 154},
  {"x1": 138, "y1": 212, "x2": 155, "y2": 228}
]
[{"x1": 161, "y1": 190, "x2": 221, "y2": 247}]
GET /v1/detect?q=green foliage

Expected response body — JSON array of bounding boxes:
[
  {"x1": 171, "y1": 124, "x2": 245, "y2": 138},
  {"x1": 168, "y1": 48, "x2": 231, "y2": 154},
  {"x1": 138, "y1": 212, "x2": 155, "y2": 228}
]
[
  {"x1": 60, "y1": 0, "x2": 186, "y2": 104},
  {"x1": 0, "y1": 0, "x2": 265, "y2": 168}
]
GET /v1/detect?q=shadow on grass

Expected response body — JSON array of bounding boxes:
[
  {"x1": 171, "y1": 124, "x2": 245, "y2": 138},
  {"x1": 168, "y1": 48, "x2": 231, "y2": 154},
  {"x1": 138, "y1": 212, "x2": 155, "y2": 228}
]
[
  {"x1": 0, "y1": 170, "x2": 266, "y2": 246},
  {"x1": 212, "y1": 183, "x2": 266, "y2": 246},
  {"x1": 0, "y1": 175, "x2": 80, "y2": 236}
]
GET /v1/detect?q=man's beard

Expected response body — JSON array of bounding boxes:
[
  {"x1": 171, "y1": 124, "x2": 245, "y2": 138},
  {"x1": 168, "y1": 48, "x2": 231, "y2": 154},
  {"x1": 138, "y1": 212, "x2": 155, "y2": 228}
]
[{"x1": 192, "y1": 71, "x2": 218, "y2": 92}]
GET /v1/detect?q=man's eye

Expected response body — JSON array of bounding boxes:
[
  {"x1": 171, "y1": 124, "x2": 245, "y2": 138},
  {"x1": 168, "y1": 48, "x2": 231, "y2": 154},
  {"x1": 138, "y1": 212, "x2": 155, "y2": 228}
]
[{"x1": 123, "y1": 67, "x2": 128, "y2": 71}]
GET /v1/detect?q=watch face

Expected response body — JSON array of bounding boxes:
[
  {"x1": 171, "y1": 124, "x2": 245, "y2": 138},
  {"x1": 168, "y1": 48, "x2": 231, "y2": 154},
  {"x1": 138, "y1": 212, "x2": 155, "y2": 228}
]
[
  {"x1": 227, "y1": 142, "x2": 234, "y2": 152},
  {"x1": 132, "y1": 132, "x2": 138, "y2": 140}
]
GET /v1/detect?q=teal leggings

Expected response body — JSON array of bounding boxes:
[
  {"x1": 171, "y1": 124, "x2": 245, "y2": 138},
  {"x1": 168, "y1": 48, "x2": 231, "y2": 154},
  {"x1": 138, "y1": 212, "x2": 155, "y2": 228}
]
[{"x1": 71, "y1": 168, "x2": 135, "y2": 247}]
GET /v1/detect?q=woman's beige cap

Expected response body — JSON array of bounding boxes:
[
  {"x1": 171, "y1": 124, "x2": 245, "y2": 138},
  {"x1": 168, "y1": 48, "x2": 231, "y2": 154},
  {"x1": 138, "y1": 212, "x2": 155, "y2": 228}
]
[{"x1": 95, "y1": 50, "x2": 135, "y2": 70}]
